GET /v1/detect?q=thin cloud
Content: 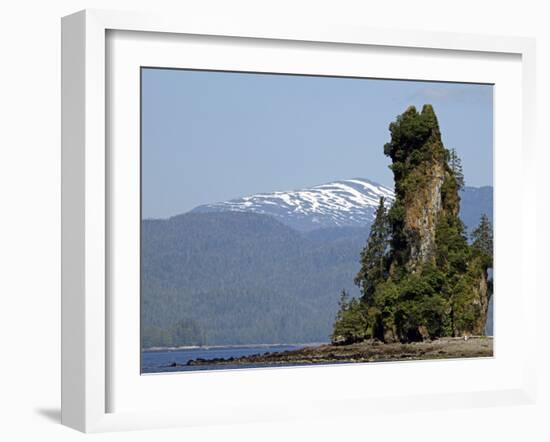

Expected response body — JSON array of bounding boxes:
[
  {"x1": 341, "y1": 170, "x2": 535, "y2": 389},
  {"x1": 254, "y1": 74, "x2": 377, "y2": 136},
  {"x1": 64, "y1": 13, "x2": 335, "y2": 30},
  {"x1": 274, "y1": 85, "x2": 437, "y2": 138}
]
[{"x1": 406, "y1": 85, "x2": 492, "y2": 105}]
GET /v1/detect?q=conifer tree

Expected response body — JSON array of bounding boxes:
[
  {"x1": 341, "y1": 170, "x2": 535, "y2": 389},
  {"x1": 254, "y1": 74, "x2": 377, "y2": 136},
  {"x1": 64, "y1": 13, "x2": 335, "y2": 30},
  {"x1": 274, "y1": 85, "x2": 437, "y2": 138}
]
[
  {"x1": 448, "y1": 148, "x2": 465, "y2": 189},
  {"x1": 335, "y1": 289, "x2": 351, "y2": 320},
  {"x1": 331, "y1": 289, "x2": 367, "y2": 344},
  {"x1": 471, "y1": 214, "x2": 493, "y2": 267},
  {"x1": 354, "y1": 197, "x2": 390, "y2": 302}
]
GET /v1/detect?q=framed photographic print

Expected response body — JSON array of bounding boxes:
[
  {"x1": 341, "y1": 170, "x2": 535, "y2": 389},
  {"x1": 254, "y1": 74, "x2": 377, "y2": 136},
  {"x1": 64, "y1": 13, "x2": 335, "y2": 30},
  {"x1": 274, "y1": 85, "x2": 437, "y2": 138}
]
[
  {"x1": 139, "y1": 69, "x2": 494, "y2": 373},
  {"x1": 61, "y1": 9, "x2": 537, "y2": 432}
]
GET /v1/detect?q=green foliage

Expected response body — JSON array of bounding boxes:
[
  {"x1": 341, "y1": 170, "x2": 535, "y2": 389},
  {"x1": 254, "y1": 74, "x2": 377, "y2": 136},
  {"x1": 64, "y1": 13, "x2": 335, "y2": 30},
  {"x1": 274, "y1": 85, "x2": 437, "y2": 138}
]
[
  {"x1": 384, "y1": 105, "x2": 443, "y2": 195},
  {"x1": 332, "y1": 105, "x2": 492, "y2": 344},
  {"x1": 450, "y1": 271, "x2": 481, "y2": 335},
  {"x1": 370, "y1": 280, "x2": 400, "y2": 340},
  {"x1": 441, "y1": 175, "x2": 460, "y2": 214},
  {"x1": 471, "y1": 214, "x2": 493, "y2": 269},
  {"x1": 354, "y1": 197, "x2": 390, "y2": 302},
  {"x1": 384, "y1": 106, "x2": 435, "y2": 162},
  {"x1": 142, "y1": 211, "x2": 369, "y2": 348},
  {"x1": 387, "y1": 199, "x2": 408, "y2": 268},
  {"x1": 435, "y1": 213, "x2": 470, "y2": 274},
  {"x1": 331, "y1": 290, "x2": 368, "y2": 344},
  {"x1": 386, "y1": 272, "x2": 448, "y2": 341},
  {"x1": 448, "y1": 148, "x2": 465, "y2": 190}
]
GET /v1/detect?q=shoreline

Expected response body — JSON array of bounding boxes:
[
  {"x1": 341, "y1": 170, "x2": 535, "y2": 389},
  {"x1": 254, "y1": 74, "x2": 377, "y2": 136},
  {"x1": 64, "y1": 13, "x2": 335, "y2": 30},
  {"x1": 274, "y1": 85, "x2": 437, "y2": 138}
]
[
  {"x1": 185, "y1": 336, "x2": 493, "y2": 367},
  {"x1": 142, "y1": 342, "x2": 328, "y2": 353}
]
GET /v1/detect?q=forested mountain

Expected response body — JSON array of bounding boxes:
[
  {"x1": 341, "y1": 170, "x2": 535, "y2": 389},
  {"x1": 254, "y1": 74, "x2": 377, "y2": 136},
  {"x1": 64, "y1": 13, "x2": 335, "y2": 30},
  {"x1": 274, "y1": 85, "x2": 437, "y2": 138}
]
[
  {"x1": 141, "y1": 178, "x2": 493, "y2": 348},
  {"x1": 141, "y1": 212, "x2": 365, "y2": 347},
  {"x1": 459, "y1": 186, "x2": 493, "y2": 234}
]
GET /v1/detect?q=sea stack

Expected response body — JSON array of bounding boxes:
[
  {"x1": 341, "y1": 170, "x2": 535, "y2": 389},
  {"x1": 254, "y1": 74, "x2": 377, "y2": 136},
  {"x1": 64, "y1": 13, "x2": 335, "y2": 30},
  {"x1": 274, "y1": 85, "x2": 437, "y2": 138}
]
[{"x1": 333, "y1": 105, "x2": 492, "y2": 344}]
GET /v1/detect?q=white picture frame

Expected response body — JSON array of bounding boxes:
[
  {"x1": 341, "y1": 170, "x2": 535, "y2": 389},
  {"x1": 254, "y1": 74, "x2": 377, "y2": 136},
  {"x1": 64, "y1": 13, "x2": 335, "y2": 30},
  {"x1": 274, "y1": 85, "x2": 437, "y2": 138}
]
[{"x1": 61, "y1": 9, "x2": 537, "y2": 433}]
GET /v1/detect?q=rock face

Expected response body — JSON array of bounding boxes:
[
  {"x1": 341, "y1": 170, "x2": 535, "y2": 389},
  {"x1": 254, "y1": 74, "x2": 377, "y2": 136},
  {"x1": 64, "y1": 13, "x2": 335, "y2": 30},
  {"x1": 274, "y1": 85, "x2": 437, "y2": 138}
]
[
  {"x1": 386, "y1": 105, "x2": 491, "y2": 339},
  {"x1": 385, "y1": 105, "x2": 459, "y2": 272},
  {"x1": 340, "y1": 104, "x2": 493, "y2": 343},
  {"x1": 473, "y1": 270, "x2": 489, "y2": 335},
  {"x1": 404, "y1": 160, "x2": 446, "y2": 270}
]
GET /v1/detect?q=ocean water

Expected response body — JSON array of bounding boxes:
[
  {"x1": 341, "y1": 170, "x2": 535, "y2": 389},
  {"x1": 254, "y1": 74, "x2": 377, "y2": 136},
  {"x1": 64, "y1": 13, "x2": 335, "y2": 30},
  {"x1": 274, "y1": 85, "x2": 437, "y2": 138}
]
[{"x1": 141, "y1": 344, "x2": 311, "y2": 373}]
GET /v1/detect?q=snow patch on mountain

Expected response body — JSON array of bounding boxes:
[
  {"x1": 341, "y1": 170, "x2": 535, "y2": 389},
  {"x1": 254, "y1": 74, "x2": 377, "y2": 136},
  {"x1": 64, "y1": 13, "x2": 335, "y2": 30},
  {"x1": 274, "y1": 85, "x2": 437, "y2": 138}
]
[{"x1": 191, "y1": 178, "x2": 395, "y2": 231}]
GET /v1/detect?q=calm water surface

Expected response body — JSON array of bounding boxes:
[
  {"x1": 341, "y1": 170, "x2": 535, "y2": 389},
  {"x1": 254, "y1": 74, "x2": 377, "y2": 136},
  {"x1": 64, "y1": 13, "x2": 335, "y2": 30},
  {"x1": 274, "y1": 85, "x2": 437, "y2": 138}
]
[{"x1": 141, "y1": 344, "x2": 315, "y2": 373}]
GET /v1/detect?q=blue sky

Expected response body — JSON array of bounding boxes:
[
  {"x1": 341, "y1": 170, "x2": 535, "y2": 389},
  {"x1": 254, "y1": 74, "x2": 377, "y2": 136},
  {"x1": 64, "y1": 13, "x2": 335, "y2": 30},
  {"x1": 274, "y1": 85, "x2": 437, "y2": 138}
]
[{"x1": 142, "y1": 68, "x2": 493, "y2": 219}]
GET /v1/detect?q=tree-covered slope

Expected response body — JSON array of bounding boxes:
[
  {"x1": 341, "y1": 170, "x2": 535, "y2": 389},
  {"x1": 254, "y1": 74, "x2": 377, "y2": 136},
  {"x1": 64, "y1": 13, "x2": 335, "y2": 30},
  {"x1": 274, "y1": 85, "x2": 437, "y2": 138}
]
[
  {"x1": 141, "y1": 212, "x2": 366, "y2": 347},
  {"x1": 142, "y1": 180, "x2": 493, "y2": 347}
]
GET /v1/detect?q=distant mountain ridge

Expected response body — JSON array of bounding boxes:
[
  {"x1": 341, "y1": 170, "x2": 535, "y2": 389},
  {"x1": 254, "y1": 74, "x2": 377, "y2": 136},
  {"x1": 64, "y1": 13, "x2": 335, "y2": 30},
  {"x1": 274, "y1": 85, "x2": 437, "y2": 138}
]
[
  {"x1": 192, "y1": 178, "x2": 395, "y2": 231},
  {"x1": 141, "y1": 179, "x2": 494, "y2": 348},
  {"x1": 458, "y1": 185, "x2": 494, "y2": 231},
  {"x1": 191, "y1": 178, "x2": 492, "y2": 233}
]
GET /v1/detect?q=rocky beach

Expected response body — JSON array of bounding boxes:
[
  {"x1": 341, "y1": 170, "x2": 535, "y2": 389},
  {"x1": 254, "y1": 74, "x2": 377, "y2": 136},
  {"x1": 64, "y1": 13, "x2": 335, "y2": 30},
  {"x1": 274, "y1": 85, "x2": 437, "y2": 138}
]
[{"x1": 186, "y1": 337, "x2": 493, "y2": 368}]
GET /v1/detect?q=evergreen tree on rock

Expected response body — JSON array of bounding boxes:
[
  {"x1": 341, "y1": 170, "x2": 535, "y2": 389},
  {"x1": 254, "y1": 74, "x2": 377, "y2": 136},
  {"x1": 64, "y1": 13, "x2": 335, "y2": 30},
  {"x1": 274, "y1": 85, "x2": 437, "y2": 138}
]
[
  {"x1": 332, "y1": 105, "x2": 492, "y2": 344},
  {"x1": 354, "y1": 197, "x2": 390, "y2": 302}
]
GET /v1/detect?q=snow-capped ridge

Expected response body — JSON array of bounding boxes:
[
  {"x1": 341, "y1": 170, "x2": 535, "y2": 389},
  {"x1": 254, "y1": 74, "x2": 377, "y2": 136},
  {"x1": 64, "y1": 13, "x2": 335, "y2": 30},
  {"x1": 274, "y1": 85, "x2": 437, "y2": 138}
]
[{"x1": 191, "y1": 178, "x2": 395, "y2": 232}]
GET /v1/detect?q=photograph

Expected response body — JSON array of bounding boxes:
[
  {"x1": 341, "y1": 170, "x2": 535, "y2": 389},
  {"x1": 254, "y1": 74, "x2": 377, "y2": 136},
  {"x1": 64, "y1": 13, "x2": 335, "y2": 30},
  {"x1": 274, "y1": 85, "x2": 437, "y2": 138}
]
[
  {"x1": 2, "y1": 0, "x2": 544, "y2": 439},
  {"x1": 140, "y1": 68, "x2": 494, "y2": 374}
]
